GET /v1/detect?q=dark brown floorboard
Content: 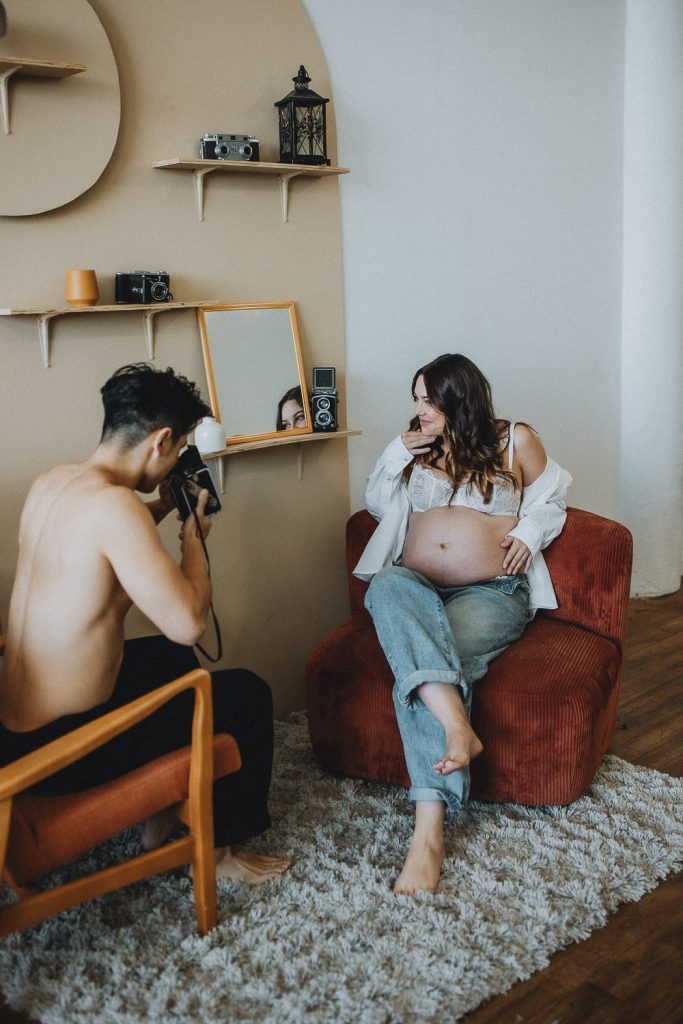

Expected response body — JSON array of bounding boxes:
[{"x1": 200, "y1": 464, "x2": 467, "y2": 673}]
[{"x1": 2, "y1": 588, "x2": 682, "y2": 1023}]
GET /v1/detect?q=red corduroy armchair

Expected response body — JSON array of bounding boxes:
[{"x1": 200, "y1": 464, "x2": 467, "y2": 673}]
[{"x1": 306, "y1": 507, "x2": 633, "y2": 806}]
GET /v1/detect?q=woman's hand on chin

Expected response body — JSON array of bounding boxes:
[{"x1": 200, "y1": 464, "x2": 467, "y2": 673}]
[
  {"x1": 402, "y1": 430, "x2": 437, "y2": 456},
  {"x1": 500, "y1": 534, "x2": 532, "y2": 574}
]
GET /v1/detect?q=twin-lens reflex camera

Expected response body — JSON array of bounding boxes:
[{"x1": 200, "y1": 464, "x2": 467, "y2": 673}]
[{"x1": 310, "y1": 366, "x2": 338, "y2": 433}]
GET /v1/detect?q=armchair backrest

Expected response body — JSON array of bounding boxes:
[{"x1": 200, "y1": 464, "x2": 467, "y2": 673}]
[
  {"x1": 345, "y1": 507, "x2": 632, "y2": 648},
  {"x1": 540, "y1": 507, "x2": 632, "y2": 648}
]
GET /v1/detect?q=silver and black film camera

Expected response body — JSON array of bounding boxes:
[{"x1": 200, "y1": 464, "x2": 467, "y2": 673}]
[
  {"x1": 199, "y1": 133, "x2": 260, "y2": 161},
  {"x1": 168, "y1": 445, "x2": 221, "y2": 520},
  {"x1": 115, "y1": 271, "x2": 173, "y2": 304},
  {"x1": 310, "y1": 366, "x2": 338, "y2": 432}
]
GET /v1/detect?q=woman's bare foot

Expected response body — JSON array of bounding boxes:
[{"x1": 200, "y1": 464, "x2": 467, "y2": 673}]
[
  {"x1": 212, "y1": 846, "x2": 292, "y2": 886},
  {"x1": 141, "y1": 803, "x2": 183, "y2": 851},
  {"x1": 393, "y1": 800, "x2": 446, "y2": 895},
  {"x1": 417, "y1": 680, "x2": 484, "y2": 775},
  {"x1": 393, "y1": 837, "x2": 445, "y2": 894},
  {"x1": 433, "y1": 720, "x2": 483, "y2": 775}
]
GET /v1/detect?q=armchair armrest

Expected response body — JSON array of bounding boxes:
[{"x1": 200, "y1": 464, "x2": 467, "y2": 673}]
[{"x1": 0, "y1": 668, "x2": 215, "y2": 800}]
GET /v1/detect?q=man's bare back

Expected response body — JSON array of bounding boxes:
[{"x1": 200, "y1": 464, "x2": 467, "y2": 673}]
[
  {"x1": 1, "y1": 430, "x2": 206, "y2": 732},
  {"x1": 2, "y1": 462, "x2": 132, "y2": 730}
]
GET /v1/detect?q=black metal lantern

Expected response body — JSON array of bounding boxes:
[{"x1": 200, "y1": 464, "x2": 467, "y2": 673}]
[{"x1": 275, "y1": 65, "x2": 330, "y2": 166}]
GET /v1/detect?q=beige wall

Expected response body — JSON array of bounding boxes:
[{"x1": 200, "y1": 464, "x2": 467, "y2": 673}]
[{"x1": 0, "y1": 0, "x2": 351, "y2": 717}]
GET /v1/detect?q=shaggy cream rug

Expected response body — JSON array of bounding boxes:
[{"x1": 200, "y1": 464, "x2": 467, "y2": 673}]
[{"x1": 1, "y1": 713, "x2": 682, "y2": 1024}]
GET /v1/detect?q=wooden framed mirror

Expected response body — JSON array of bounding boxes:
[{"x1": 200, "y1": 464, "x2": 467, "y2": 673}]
[{"x1": 197, "y1": 301, "x2": 311, "y2": 446}]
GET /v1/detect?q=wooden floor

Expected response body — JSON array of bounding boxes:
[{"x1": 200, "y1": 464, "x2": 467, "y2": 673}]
[{"x1": 1, "y1": 589, "x2": 682, "y2": 1024}]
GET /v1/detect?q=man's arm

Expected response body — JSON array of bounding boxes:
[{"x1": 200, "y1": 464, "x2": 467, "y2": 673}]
[
  {"x1": 145, "y1": 478, "x2": 176, "y2": 525},
  {"x1": 97, "y1": 487, "x2": 212, "y2": 646}
]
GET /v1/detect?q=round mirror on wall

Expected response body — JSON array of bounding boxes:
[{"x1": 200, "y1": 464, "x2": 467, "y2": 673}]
[{"x1": 0, "y1": 0, "x2": 120, "y2": 216}]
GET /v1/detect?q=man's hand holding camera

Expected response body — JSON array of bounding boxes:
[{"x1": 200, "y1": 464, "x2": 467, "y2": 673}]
[{"x1": 179, "y1": 488, "x2": 213, "y2": 546}]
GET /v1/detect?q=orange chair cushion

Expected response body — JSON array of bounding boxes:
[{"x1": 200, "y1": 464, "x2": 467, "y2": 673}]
[{"x1": 8, "y1": 733, "x2": 240, "y2": 886}]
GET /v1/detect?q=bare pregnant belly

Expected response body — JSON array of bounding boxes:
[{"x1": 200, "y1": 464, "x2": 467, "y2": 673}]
[{"x1": 402, "y1": 507, "x2": 520, "y2": 588}]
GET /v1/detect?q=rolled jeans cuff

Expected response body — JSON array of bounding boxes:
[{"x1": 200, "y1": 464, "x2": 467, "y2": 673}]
[
  {"x1": 408, "y1": 785, "x2": 465, "y2": 812},
  {"x1": 396, "y1": 669, "x2": 462, "y2": 707}
]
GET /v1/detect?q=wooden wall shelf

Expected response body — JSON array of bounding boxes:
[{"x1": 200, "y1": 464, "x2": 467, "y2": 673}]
[
  {"x1": 204, "y1": 429, "x2": 361, "y2": 486},
  {"x1": 0, "y1": 301, "x2": 219, "y2": 368},
  {"x1": 0, "y1": 56, "x2": 87, "y2": 134},
  {"x1": 153, "y1": 158, "x2": 350, "y2": 223}
]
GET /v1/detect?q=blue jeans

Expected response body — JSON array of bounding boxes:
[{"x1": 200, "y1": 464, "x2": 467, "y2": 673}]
[{"x1": 365, "y1": 565, "x2": 530, "y2": 810}]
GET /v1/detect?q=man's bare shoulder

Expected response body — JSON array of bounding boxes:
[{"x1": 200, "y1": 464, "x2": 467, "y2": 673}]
[
  {"x1": 20, "y1": 462, "x2": 86, "y2": 525},
  {"x1": 23, "y1": 462, "x2": 153, "y2": 538},
  {"x1": 87, "y1": 480, "x2": 158, "y2": 538}
]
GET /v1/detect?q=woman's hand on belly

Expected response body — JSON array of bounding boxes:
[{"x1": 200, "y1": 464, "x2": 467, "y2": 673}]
[
  {"x1": 500, "y1": 534, "x2": 532, "y2": 575},
  {"x1": 401, "y1": 507, "x2": 521, "y2": 588}
]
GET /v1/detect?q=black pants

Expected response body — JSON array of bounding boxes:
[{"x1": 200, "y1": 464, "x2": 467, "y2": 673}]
[{"x1": 0, "y1": 636, "x2": 273, "y2": 847}]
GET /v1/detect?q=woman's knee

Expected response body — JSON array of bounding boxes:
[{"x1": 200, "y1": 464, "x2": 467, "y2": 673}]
[{"x1": 366, "y1": 565, "x2": 422, "y2": 609}]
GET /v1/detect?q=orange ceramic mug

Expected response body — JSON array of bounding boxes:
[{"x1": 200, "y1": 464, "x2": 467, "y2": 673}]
[{"x1": 66, "y1": 269, "x2": 99, "y2": 307}]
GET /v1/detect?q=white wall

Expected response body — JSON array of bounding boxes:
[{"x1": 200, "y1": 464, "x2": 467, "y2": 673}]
[
  {"x1": 621, "y1": 0, "x2": 683, "y2": 596},
  {"x1": 304, "y1": 0, "x2": 683, "y2": 596}
]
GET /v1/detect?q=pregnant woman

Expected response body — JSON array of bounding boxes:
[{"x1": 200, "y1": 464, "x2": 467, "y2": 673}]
[{"x1": 354, "y1": 353, "x2": 572, "y2": 894}]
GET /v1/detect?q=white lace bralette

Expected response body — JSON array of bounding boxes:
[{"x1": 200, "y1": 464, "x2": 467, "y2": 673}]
[{"x1": 407, "y1": 423, "x2": 522, "y2": 517}]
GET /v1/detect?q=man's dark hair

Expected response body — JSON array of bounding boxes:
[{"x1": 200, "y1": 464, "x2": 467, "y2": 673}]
[{"x1": 100, "y1": 363, "x2": 211, "y2": 448}]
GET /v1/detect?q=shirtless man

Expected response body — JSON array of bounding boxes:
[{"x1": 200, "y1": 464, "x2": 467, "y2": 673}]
[{"x1": 0, "y1": 362, "x2": 290, "y2": 885}]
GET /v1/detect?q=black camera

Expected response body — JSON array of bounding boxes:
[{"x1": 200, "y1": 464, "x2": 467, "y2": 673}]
[
  {"x1": 310, "y1": 366, "x2": 338, "y2": 432},
  {"x1": 199, "y1": 133, "x2": 260, "y2": 161},
  {"x1": 115, "y1": 271, "x2": 173, "y2": 304},
  {"x1": 168, "y1": 445, "x2": 221, "y2": 520}
]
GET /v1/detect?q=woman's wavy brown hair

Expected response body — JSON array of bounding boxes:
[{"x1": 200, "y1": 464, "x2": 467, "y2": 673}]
[{"x1": 406, "y1": 353, "x2": 520, "y2": 504}]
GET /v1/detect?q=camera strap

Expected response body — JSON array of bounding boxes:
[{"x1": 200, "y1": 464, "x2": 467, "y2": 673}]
[{"x1": 192, "y1": 510, "x2": 223, "y2": 664}]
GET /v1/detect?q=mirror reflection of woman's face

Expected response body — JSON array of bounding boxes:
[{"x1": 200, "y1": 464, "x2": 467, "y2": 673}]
[{"x1": 281, "y1": 399, "x2": 306, "y2": 431}]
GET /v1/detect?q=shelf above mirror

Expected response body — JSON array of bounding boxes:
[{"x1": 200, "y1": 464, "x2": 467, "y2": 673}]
[
  {"x1": 0, "y1": 301, "x2": 219, "y2": 368},
  {"x1": 153, "y1": 158, "x2": 350, "y2": 223}
]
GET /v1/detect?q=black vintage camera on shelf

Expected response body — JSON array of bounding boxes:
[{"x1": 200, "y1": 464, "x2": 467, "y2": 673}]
[
  {"x1": 167, "y1": 445, "x2": 221, "y2": 520},
  {"x1": 115, "y1": 271, "x2": 173, "y2": 304},
  {"x1": 199, "y1": 133, "x2": 260, "y2": 161},
  {"x1": 310, "y1": 366, "x2": 338, "y2": 433}
]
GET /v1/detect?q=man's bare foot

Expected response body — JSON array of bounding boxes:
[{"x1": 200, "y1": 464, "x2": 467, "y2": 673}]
[
  {"x1": 202, "y1": 846, "x2": 292, "y2": 886},
  {"x1": 433, "y1": 719, "x2": 483, "y2": 775},
  {"x1": 141, "y1": 803, "x2": 183, "y2": 851},
  {"x1": 393, "y1": 837, "x2": 446, "y2": 895}
]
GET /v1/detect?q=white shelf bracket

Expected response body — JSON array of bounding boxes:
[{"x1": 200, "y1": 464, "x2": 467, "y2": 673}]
[
  {"x1": 192, "y1": 167, "x2": 214, "y2": 221},
  {"x1": 213, "y1": 457, "x2": 225, "y2": 494},
  {"x1": 36, "y1": 313, "x2": 59, "y2": 368},
  {"x1": 278, "y1": 172, "x2": 300, "y2": 223},
  {"x1": 142, "y1": 310, "x2": 157, "y2": 359},
  {"x1": 0, "y1": 65, "x2": 22, "y2": 135}
]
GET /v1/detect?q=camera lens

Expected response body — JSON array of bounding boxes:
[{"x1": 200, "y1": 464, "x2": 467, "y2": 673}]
[
  {"x1": 240, "y1": 144, "x2": 253, "y2": 158},
  {"x1": 316, "y1": 411, "x2": 331, "y2": 426},
  {"x1": 318, "y1": 396, "x2": 331, "y2": 410},
  {"x1": 217, "y1": 143, "x2": 230, "y2": 157},
  {"x1": 150, "y1": 281, "x2": 168, "y2": 301}
]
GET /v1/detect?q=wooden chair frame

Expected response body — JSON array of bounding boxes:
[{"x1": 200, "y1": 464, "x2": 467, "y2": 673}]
[{"x1": 0, "y1": 667, "x2": 223, "y2": 937}]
